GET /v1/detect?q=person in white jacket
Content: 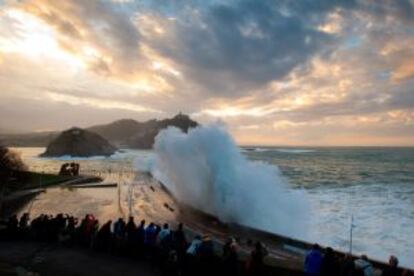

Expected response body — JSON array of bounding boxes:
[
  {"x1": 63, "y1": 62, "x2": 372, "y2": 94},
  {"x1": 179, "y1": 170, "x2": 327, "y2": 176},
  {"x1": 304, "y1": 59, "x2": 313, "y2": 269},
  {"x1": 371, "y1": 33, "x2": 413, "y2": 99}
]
[
  {"x1": 354, "y1": 255, "x2": 375, "y2": 276},
  {"x1": 157, "y1": 223, "x2": 171, "y2": 245},
  {"x1": 186, "y1": 235, "x2": 202, "y2": 255}
]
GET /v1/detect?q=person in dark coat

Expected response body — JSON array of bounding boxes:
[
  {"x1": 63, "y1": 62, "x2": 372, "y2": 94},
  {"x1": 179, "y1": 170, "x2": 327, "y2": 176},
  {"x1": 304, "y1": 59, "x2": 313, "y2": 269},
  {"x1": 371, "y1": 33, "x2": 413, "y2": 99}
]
[
  {"x1": 125, "y1": 216, "x2": 136, "y2": 254},
  {"x1": 144, "y1": 222, "x2": 158, "y2": 259},
  {"x1": 221, "y1": 237, "x2": 239, "y2": 276},
  {"x1": 321, "y1": 247, "x2": 339, "y2": 276},
  {"x1": 144, "y1": 222, "x2": 157, "y2": 246},
  {"x1": 73, "y1": 163, "x2": 80, "y2": 175},
  {"x1": 197, "y1": 235, "x2": 216, "y2": 276},
  {"x1": 173, "y1": 222, "x2": 187, "y2": 265},
  {"x1": 382, "y1": 256, "x2": 401, "y2": 276},
  {"x1": 113, "y1": 218, "x2": 126, "y2": 254},
  {"x1": 19, "y1": 213, "x2": 30, "y2": 229},
  {"x1": 163, "y1": 250, "x2": 180, "y2": 276},
  {"x1": 59, "y1": 163, "x2": 70, "y2": 175},
  {"x1": 340, "y1": 254, "x2": 355, "y2": 276},
  {"x1": 6, "y1": 215, "x2": 18, "y2": 239},
  {"x1": 135, "y1": 219, "x2": 146, "y2": 257},
  {"x1": 173, "y1": 223, "x2": 187, "y2": 252},
  {"x1": 246, "y1": 241, "x2": 268, "y2": 276},
  {"x1": 304, "y1": 244, "x2": 323, "y2": 276},
  {"x1": 96, "y1": 220, "x2": 112, "y2": 251}
]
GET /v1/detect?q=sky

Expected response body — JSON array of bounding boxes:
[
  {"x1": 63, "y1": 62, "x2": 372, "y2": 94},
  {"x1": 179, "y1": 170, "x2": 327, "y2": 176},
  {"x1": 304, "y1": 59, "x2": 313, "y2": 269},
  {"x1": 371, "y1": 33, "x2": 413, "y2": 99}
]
[{"x1": 0, "y1": 0, "x2": 413, "y2": 146}]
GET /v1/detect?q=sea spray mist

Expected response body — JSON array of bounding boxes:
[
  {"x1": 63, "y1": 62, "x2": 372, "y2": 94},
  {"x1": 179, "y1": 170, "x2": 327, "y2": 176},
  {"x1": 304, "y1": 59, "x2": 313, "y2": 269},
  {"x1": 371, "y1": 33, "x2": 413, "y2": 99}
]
[{"x1": 145, "y1": 124, "x2": 310, "y2": 239}]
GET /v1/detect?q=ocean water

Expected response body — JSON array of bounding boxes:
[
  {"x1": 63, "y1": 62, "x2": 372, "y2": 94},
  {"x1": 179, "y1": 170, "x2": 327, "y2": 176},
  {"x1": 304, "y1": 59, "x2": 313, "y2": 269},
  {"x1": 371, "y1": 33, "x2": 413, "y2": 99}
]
[
  {"x1": 11, "y1": 146, "x2": 414, "y2": 267},
  {"x1": 245, "y1": 147, "x2": 414, "y2": 267}
]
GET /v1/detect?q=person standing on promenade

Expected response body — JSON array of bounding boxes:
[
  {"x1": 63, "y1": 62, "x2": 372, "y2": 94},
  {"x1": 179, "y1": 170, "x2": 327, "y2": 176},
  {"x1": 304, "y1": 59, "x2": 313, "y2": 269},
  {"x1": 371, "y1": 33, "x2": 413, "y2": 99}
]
[
  {"x1": 321, "y1": 247, "x2": 339, "y2": 275},
  {"x1": 135, "y1": 219, "x2": 146, "y2": 256},
  {"x1": 340, "y1": 254, "x2": 355, "y2": 276},
  {"x1": 304, "y1": 244, "x2": 323, "y2": 276},
  {"x1": 173, "y1": 223, "x2": 187, "y2": 261},
  {"x1": 157, "y1": 223, "x2": 171, "y2": 246},
  {"x1": 354, "y1": 255, "x2": 374, "y2": 276},
  {"x1": 382, "y1": 256, "x2": 401, "y2": 276},
  {"x1": 222, "y1": 237, "x2": 239, "y2": 276},
  {"x1": 246, "y1": 241, "x2": 268, "y2": 276}
]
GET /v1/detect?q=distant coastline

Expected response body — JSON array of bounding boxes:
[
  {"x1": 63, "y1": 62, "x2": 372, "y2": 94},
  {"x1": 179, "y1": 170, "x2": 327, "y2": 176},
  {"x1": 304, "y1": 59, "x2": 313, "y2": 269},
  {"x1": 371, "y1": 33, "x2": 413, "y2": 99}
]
[{"x1": 0, "y1": 113, "x2": 198, "y2": 149}]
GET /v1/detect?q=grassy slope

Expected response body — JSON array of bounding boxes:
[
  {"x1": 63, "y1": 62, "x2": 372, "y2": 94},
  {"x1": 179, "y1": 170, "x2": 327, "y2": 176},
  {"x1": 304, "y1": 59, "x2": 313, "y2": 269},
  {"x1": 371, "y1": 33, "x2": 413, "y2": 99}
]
[{"x1": 4, "y1": 171, "x2": 73, "y2": 193}]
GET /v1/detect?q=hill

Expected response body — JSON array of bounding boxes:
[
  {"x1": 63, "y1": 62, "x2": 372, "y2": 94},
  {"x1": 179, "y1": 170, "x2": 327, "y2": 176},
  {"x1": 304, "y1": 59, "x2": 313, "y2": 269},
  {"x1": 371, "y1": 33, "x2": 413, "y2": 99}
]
[
  {"x1": 88, "y1": 113, "x2": 198, "y2": 148},
  {"x1": 41, "y1": 128, "x2": 117, "y2": 157},
  {"x1": 0, "y1": 113, "x2": 198, "y2": 149}
]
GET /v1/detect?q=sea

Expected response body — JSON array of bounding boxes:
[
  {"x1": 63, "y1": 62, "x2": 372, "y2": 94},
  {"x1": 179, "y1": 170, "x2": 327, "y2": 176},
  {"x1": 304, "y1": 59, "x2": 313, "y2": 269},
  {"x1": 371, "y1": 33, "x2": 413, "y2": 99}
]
[{"x1": 11, "y1": 146, "x2": 414, "y2": 267}]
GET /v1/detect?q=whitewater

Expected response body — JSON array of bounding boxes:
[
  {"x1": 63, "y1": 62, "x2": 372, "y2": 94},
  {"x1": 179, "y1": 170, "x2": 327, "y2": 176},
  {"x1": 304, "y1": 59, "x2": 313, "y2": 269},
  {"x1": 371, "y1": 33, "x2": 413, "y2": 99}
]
[{"x1": 142, "y1": 124, "x2": 310, "y2": 238}]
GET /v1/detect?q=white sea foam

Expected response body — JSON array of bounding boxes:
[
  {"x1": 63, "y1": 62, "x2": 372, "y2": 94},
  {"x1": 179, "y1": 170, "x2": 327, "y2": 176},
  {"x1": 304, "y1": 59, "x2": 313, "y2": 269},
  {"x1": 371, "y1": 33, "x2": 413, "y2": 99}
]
[
  {"x1": 241, "y1": 147, "x2": 316, "y2": 154},
  {"x1": 36, "y1": 150, "x2": 133, "y2": 160},
  {"x1": 276, "y1": 149, "x2": 316, "y2": 154},
  {"x1": 142, "y1": 124, "x2": 310, "y2": 238}
]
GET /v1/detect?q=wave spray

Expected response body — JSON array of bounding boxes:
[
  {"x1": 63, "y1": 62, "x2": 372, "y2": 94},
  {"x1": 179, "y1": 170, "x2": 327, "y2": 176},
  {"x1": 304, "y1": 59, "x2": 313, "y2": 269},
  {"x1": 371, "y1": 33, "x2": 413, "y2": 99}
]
[{"x1": 147, "y1": 124, "x2": 309, "y2": 238}]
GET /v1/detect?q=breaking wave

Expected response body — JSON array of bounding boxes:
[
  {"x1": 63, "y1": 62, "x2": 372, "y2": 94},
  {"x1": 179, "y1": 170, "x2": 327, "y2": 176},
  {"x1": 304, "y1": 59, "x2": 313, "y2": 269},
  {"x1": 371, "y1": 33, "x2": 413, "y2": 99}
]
[{"x1": 142, "y1": 124, "x2": 310, "y2": 238}]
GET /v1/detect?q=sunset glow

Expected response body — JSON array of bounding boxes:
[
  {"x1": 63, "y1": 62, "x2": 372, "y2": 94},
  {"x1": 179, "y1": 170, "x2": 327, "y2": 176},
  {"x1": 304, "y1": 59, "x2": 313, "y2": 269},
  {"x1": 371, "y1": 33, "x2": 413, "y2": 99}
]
[{"x1": 1, "y1": 0, "x2": 413, "y2": 146}]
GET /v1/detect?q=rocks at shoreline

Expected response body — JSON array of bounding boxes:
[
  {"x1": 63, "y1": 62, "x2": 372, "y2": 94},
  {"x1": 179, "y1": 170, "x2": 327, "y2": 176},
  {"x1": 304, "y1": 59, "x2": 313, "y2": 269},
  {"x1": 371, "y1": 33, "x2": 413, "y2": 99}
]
[{"x1": 40, "y1": 128, "x2": 117, "y2": 157}]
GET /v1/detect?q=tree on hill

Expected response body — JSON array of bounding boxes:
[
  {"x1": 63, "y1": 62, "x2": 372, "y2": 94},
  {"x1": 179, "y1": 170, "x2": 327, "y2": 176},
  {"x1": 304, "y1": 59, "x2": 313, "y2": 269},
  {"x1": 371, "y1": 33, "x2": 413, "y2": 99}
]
[
  {"x1": 0, "y1": 145, "x2": 27, "y2": 174},
  {"x1": 0, "y1": 146, "x2": 27, "y2": 212}
]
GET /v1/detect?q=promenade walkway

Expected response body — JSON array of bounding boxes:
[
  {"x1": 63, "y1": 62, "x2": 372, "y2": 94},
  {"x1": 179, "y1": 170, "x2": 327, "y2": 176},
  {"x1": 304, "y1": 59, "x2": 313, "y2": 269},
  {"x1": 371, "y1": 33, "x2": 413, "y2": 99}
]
[{"x1": 0, "y1": 241, "x2": 160, "y2": 276}]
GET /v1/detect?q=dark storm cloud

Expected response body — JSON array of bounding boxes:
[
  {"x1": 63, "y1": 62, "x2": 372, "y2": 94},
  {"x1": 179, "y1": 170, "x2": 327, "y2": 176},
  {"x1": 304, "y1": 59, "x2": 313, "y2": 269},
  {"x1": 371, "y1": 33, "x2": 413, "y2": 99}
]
[
  {"x1": 144, "y1": 0, "x2": 414, "y2": 100},
  {"x1": 19, "y1": 0, "x2": 409, "y2": 98},
  {"x1": 360, "y1": 0, "x2": 414, "y2": 22},
  {"x1": 18, "y1": 0, "x2": 412, "y2": 98},
  {"x1": 74, "y1": 0, "x2": 140, "y2": 63},
  {"x1": 150, "y1": 0, "x2": 352, "y2": 96},
  {"x1": 386, "y1": 83, "x2": 414, "y2": 110}
]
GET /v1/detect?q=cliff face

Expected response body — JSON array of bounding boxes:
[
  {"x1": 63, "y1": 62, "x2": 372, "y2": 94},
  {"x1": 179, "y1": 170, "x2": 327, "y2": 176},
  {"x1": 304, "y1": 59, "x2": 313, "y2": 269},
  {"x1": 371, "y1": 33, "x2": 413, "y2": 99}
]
[
  {"x1": 1, "y1": 114, "x2": 199, "y2": 149},
  {"x1": 87, "y1": 119, "x2": 143, "y2": 144},
  {"x1": 41, "y1": 128, "x2": 117, "y2": 157}
]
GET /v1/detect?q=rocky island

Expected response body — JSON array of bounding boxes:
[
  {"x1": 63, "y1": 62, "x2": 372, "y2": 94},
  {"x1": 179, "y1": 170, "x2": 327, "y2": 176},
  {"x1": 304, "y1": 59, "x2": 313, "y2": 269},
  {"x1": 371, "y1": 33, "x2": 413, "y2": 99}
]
[{"x1": 40, "y1": 127, "x2": 117, "y2": 157}]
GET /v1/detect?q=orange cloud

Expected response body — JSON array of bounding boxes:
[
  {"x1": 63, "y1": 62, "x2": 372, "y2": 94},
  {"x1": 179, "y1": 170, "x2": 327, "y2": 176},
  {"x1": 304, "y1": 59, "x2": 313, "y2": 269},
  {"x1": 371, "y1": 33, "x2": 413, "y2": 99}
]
[
  {"x1": 392, "y1": 59, "x2": 414, "y2": 81},
  {"x1": 12, "y1": 0, "x2": 180, "y2": 94}
]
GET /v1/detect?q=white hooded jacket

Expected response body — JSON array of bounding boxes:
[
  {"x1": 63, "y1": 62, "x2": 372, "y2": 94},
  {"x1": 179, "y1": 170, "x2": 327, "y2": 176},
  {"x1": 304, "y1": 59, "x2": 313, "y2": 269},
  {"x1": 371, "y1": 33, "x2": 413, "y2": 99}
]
[{"x1": 354, "y1": 258, "x2": 374, "y2": 276}]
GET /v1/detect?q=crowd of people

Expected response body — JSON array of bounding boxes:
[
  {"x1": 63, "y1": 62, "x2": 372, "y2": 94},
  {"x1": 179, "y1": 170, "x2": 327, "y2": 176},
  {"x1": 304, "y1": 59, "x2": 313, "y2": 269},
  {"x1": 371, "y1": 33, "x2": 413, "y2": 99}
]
[
  {"x1": 58, "y1": 162, "x2": 80, "y2": 176},
  {"x1": 0, "y1": 213, "x2": 267, "y2": 276},
  {"x1": 0, "y1": 213, "x2": 410, "y2": 276},
  {"x1": 304, "y1": 244, "x2": 408, "y2": 276}
]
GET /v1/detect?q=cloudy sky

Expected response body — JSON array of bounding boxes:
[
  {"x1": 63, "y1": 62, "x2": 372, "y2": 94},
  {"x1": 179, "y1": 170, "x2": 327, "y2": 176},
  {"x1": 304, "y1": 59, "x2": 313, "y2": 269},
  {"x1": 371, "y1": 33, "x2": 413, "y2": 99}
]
[{"x1": 0, "y1": 0, "x2": 413, "y2": 146}]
